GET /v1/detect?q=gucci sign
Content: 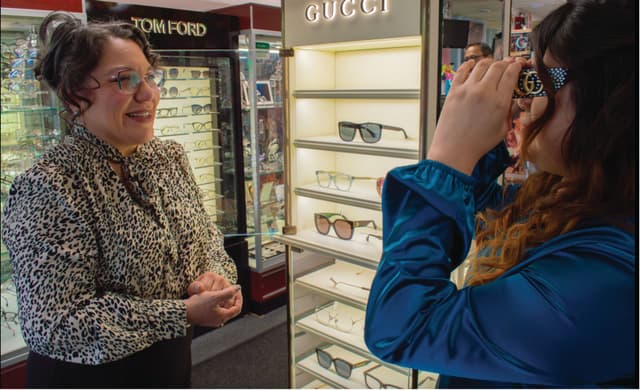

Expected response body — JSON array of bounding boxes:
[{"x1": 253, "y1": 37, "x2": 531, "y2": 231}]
[
  {"x1": 130, "y1": 17, "x2": 207, "y2": 37},
  {"x1": 304, "y1": 0, "x2": 390, "y2": 23}
]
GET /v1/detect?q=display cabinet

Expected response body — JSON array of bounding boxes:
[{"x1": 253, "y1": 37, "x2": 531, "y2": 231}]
[
  {"x1": 153, "y1": 51, "x2": 243, "y2": 236},
  {"x1": 1, "y1": 11, "x2": 67, "y2": 371},
  {"x1": 279, "y1": 0, "x2": 441, "y2": 387},
  {"x1": 238, "y1": 31, "x2": 286, "y2": 275}
]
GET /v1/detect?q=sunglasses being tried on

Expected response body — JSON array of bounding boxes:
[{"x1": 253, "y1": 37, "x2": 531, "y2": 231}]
[
  {"x1": 338, "y1": 121, "x2": 408, "y2": 143},
  {"x1": 513, "y1": 67, "x2": 569, "y2": 99}
]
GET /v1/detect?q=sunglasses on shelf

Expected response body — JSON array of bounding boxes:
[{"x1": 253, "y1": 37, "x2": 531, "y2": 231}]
[
  {"x1": 314, "y1": 212, "x2": 376, "y2": 240},
  {"x1": 183, "y1": 103, "x2": 213, "y2": 115},
  {"x1": 338, "y1": 121, "x2": 408, "y2": 143},
  {"x1": 315, "y1": 347, "x2": 370, "y2": 379},
  {"x1": 513, "y1": 67, "x2": 569, "y2": 99},
  {"x1": 315, "y1": 170, "x2": 378, "y2": 192}
]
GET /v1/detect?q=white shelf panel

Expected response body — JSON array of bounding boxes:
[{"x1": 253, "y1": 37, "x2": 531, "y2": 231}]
[
  {"x1": 295, "y1": 183, "x2": 381, "y2": 211},
  {"x1": 294, "y1": 135, "x2": 419, "y2": 159},
  {"x1": 293, "y1": 89, "x2": 420, "y2": 99},
  {"x1": 294, "y1": 260, "x2": 375, "y2": 308},
  {"x1": 277, "y1": 229, "x2": 382, "y2": 269}
]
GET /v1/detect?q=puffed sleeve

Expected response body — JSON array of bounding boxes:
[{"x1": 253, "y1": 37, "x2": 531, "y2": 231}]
[
  {"x1": 174, "y1": 144, "x2": 237, "y2": 283},
  {"x1": 2, "y1": 164, "x2": 188, "y2": 364},
  {"x1": 364, "y1": 157, "x2": 636, "y2": 385}
]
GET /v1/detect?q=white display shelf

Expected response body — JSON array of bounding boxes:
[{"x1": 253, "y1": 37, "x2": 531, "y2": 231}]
[
  {"x1": 294, "y1": 182, "x2": 381, "y2": 211},
  {"x1": 294, "y1": 135, "x2": 419, "y2": 159},
  {"x1": 294, "y1": 260, "x2": 375, "y2": 309},
  {"x1": 301, "y1": 378, "x2": 332, "y2": 389},
  {"x1": 277, "y1": 230, "x2": 382, "y2": 269},
  {"x1": 293, "y1": 89, "x2": 420, "y2": 99}
]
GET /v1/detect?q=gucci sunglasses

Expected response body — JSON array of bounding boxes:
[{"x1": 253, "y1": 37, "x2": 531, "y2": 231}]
[
  {"x1": 512, "y1": 67, "x2": 569, "y2": 99},
  {"x1": 314, "y1": 212, "x2": 376, "y2": 240},
  {"x1": 338, "y1": 121, "x2": 408, "y2": 143},
  {"x1": 315, "y1": 347, "x2": 370, "y2": 379}
]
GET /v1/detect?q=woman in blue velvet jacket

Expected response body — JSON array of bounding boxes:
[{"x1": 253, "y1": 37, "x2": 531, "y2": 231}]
[{"x1": 364, "y1": 0, "x2": 636, "y2": 387}]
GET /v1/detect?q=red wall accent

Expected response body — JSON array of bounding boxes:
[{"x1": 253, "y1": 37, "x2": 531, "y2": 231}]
[
  {"x1": 213, "y1": 3, "x2": 281, "y2": 32},
  {"x1": 1, "y1": 0, "x2": 82, "y2": 12},
  {"x1": 0, "y1": 360, "x2": 26, "y2": 389}
]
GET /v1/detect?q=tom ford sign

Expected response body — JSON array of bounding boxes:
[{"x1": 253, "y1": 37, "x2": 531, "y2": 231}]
[
  {"x1": 284, "y1": 0, "x2": 420, "y2": 46},
  {"x1": 304, "y1": 0, "x2": 390, "y2": 23},
  {"x1": 130, "y1": 17, "x2": 207, "y2": 37}
]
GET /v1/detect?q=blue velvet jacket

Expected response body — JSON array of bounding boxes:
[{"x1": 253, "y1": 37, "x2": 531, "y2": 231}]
[{"x1": 364, "y1": 144, "x2": 637, "y2": 388}]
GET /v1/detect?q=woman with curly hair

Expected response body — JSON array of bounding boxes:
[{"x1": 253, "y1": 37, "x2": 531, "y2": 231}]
[{"x1": 365, "y1": 0, "x2": 636, "y2": 387}]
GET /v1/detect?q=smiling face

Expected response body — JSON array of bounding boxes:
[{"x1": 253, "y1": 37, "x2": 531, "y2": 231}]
[
  {"x1": 517, "y1": 51, "x2": 575, "y2": 177},
  {"x1": 78, "y1": 37, "x2": 159, "y2": 156}
]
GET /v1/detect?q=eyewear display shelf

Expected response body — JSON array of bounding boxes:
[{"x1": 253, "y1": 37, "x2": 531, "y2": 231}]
[
  {"x1": 154, "y1": 52, "x2": 241, "y2": 236},
  {"x1": 1, "y1": 12, "x2": 66, "y2": 377},
  {"x1": 238, "y1": 31, "x2": 287, "y2": 313},
  {"x1": 278, "y1": 37, "x2": 438, "y2": 388}
]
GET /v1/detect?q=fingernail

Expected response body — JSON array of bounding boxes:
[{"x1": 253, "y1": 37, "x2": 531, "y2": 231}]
[
  {"x1": 193, "y1": 284, "x2": 201, "y2": 293},
  {"x1": 232, "y1": 284, "x2": 241, "y2": 291}
]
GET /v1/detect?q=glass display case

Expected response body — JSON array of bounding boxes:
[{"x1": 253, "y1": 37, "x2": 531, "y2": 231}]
[
  {"x1": 238, "y1": 31, "x2": 286, "y2": 273},
  {"x1": 1, "y1": 12, "x2": 66, "y2": 370},
  {"x1": 154, "y1": 51, "x2": 244, "y2": 236},
  {"x1": 280, "y1": 0, "x2": 441, "y2": 387}
]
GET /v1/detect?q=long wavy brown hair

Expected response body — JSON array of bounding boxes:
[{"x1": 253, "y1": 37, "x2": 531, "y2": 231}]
[{"x1": 466, "y1": 0, "x2": 636, "y2": 286}]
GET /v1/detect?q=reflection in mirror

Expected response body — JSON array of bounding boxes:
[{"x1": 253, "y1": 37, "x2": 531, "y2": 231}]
[
  {"x1": 509, "y1": 0, "x2": 566, "y2": 59},
  {"x1": 439, "y1": 0, "x2": 504, "y2": 104}
]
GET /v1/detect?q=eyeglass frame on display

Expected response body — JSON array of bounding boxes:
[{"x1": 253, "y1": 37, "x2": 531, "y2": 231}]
[
  {"x1": 315, "y1": 170, "x2": 378, "y2": 192},
  {"x1": 314, "y1": 304, "x2": 363, "y2": 334},
  {"x1": 314, "y1": 212, "x2": 377, "y2": 241},
  {"x1": 338, "y1": 121, "x2": 408, "y2": 143},
  {"x1": 315, "y1": 347, "x2": 370, "y2": 379}
]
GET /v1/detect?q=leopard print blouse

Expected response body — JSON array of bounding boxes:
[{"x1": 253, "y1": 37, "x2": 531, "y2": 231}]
[{"x1": 1, "y1": 125, "x2": 237, "y2": 365}]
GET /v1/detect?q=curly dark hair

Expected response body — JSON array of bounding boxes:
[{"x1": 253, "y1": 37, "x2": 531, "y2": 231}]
[
  {"x1": 35, "y1": 11, "x2": 159, "y2": 124},
  {"x1": 468, "y1": 0, "x2": 636, "y2": 286}
]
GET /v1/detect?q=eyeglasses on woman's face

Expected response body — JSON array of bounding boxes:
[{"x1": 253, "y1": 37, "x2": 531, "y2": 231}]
[
  {"x1": 512, "y1": 67, "x2": 569, "y2": 99},
  {"x1": 103, "y1": 69, "x2": 165, "y2": 95}
]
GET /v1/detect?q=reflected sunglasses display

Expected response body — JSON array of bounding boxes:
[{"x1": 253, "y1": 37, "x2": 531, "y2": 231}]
[
  {"x1": 314, "y1": 212, "x2": 377, "y2": 240},
  {"x1": 315, "y1": 170, "x2": 378, "y2": 192},
  {"x1": 513, "y1": 67, "x2": 569, "y2": 99},
  {"x1": 190, "y1": 70, "x2": 210, "y2": 79},
  {"x1": 183, "y1": 103, "x2": 213, "y2": 115},
  {"x1": 109, "y1": 69, "x2": 164, "y2": 95},
  {"x1": 338, "y1": 121, "x2": 408, "y2": 143},
  {"x1": 186, "y1": 121, "x2": 215, "y2": 131},
  {"x1": 315, "y1": 348, "x2": 370, "y2": 379},
  {"x1": 156, "y1": 107, "x2": 178, "y2": 117}
]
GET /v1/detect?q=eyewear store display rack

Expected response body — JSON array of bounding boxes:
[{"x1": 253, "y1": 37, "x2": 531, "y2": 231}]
[
  {"x1": 278, "y1": 1, "x2": 439, "y2": 387},
  {"x1": 1, "y1": 13, "x2": 66, "y2": 371},
  {"x1": 154, "y1": 60, "x2": 228, "y2": 229}
]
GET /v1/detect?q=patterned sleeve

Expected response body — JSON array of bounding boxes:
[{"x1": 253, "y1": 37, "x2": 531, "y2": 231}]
[
  {"x1": 172, "y1": 143, "x2": 237, "y2": 283},
  {"x1": 1, "y1": 163, "x2": 188, "y2": 364}
]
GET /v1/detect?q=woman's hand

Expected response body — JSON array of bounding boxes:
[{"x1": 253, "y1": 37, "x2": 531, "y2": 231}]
[
  {"x1": 184, "y1": 284, "x2": 243, "y2": 328},
  {"x1": 187, "y1": 271, "x2": 239, "y2": 309},
  {"x1": 427, "y1": 58, "x2": 522, "y2": 175}
]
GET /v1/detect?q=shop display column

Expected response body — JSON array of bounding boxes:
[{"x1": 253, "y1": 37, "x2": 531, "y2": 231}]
[{"x1": 279, "y1": 0, "x2": 441, "y2": 387}]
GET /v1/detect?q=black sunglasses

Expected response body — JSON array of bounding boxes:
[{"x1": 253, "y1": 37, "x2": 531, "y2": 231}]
[
  {"x1": 513, "y1": 67, "x2": 569, "y2": 99},
  {"x1": 315, "y1": 347, "x2": 370, "y2": 379},
  {"x1": 338, "y1": 121, "x2": 408, "y2": 143}
]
